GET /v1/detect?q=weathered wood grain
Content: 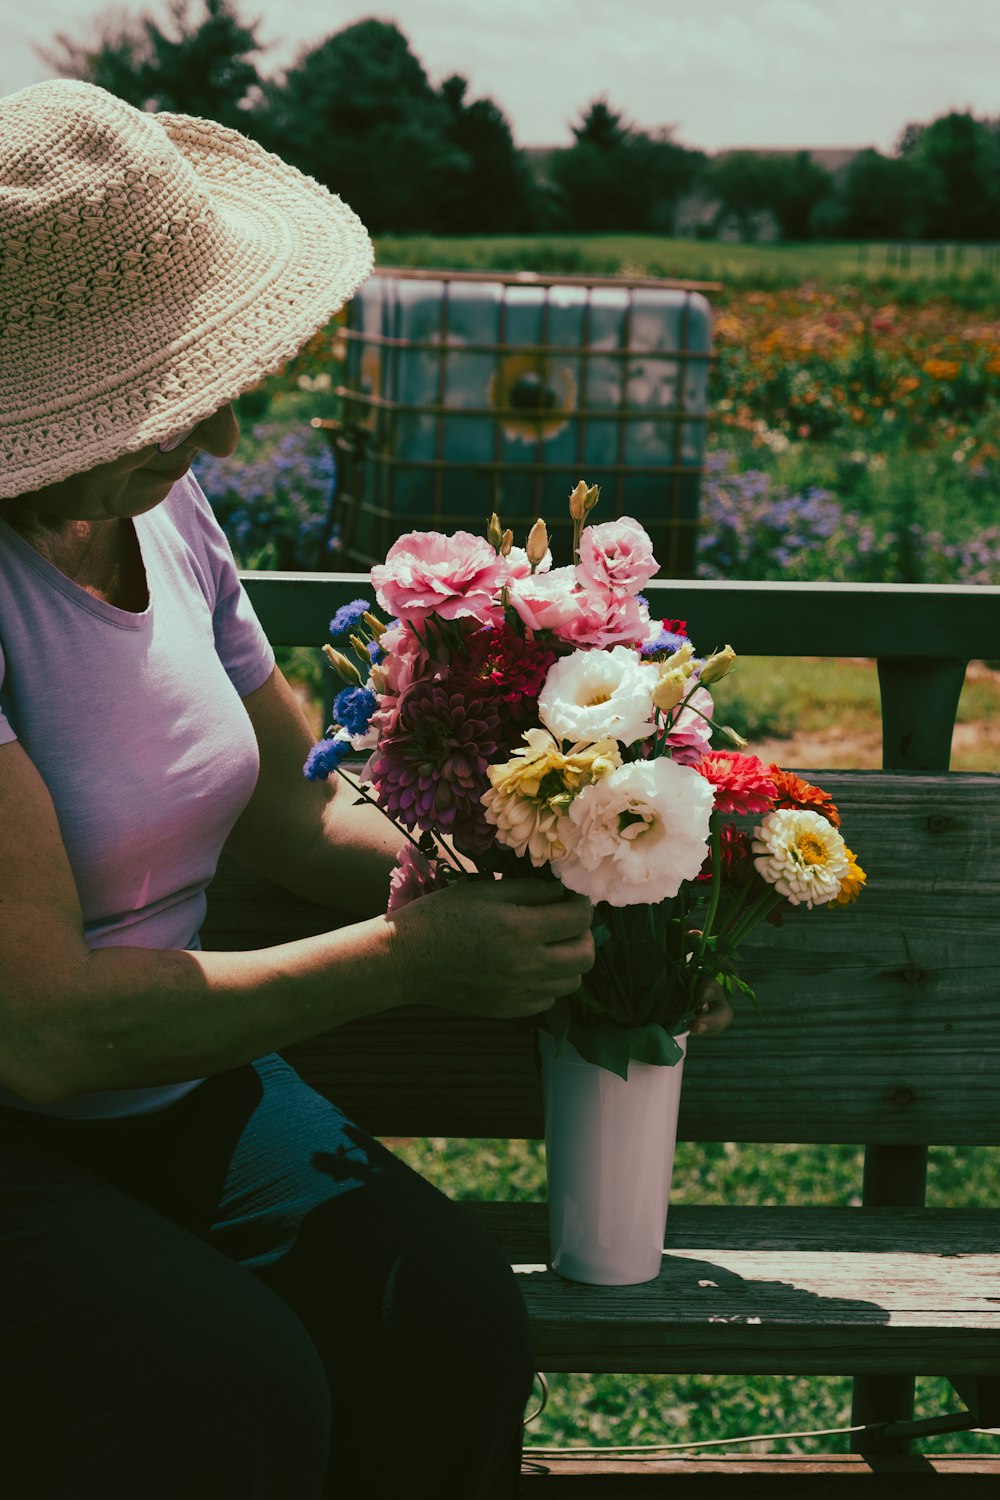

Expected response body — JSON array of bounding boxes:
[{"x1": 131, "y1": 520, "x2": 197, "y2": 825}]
[
  {"x1": 460, "y1": 1203, "x2": 1000, "y2": 1377},
  {"x1": 202, "y1": 773, "x2": 1000, "y2": 1144},
  {"x1": 517, "y1": 1455, "x2": 1000, "y2": 1493}
]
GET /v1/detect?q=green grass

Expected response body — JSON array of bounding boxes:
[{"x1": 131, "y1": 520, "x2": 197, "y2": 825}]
[
  {"x1": 386, "y1": 1134, "x2": 1000, "y2": 1455},
  {"x1": 374, "y1": 234, "x2": 1000, "y2": 302},
  {"x1": 710, "y1": 656, "x2": 999, "y2": 772}
]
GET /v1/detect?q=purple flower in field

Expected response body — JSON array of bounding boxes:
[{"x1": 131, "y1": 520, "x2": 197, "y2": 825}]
[{"x1": 370, "y1": 683, "x2": 501, "y2": 853}]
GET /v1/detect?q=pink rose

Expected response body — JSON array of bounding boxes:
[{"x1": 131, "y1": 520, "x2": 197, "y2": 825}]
[
  {"x1": 372, "y1": 531, "x2": 507, "y2": 625},
  {"x1": 577, "y1": 517, "x2": 658, "y2": 597}
]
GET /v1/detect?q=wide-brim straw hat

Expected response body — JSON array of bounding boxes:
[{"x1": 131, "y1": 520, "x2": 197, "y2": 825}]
[{"x1": 0, "y1": 79, "x2": 374, "y2": 499}]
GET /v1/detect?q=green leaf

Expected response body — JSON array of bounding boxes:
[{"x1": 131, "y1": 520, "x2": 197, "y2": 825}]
[
  {"x1": 626, "y1": 1023, "x2": 685, "y2": 1068},
  {"x1": 717, "y1": 970, "x2": 761, "y2": 1013},
  {"x1": 567, "y1": 1021, "x2": 631, "y2": 1080}
]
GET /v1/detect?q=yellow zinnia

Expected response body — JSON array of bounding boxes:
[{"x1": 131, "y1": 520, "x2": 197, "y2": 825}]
[{"x1": 832, "y1": 848, "x2": 867, "y2": 907}]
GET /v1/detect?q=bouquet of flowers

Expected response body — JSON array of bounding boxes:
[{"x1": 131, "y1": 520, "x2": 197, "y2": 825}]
[{"x1": 305, "y1": 481, "x2": 865, "y2": 1078}]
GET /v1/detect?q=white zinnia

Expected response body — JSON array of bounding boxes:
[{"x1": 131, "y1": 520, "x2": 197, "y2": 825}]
[
  {"x1": 752, "y1": 808, "x2": 850, "y2": 908},
  {"x1": 538, "y1": 646, "x2": 657, "y2": 747},
  {"x1": 551, "y1": 758, "x2": 714, "y2": 906}
]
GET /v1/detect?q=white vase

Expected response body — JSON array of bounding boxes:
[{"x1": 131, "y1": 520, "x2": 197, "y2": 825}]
[{"x1": 540, "y1": 1031, "x2": 687, "y2": 1286}]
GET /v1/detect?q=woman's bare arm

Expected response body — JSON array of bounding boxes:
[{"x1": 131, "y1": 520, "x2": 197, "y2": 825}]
[
  {"x1": 223, "y1": 665, "x2": 407, "y2": 916},
  {"x1": 0, "y1": 737, "x2": 593, "y2": 1107}
]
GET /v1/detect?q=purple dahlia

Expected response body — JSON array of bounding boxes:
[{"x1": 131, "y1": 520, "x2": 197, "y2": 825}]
[{"x1": 370, "y1": 683, "x2": 501, "y2": 853}]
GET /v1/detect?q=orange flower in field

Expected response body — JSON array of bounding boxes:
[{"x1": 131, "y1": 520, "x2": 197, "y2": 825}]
[
  {"x1": 768, "y1": 766, "x2": 841, "y2": 828},
  {"x1": 922, "y1": 358, "x2": 961, "y2": 381}
]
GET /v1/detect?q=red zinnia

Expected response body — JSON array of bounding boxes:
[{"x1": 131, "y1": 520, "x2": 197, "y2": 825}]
[
  {"x1": 695, "y1": 751, "x2": 777, "y2": 816},
  {"x1": 769, "y1": 765, "x2": 841, "y2": 828},
  {"x1": 698, "y1": 823, "x2": 754, "y2": 884}
]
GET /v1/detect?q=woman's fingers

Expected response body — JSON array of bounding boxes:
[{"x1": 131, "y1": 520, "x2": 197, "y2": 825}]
[{"x1": 689, "y1": 978, "x2": 734, "y2": 1037}]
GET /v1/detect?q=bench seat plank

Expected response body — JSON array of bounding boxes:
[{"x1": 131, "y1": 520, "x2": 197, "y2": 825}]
[
  {"x1": 518, "y1": 1455, "x2": 1000, "y2": 1492},
  {"x1": 463, "y1": 1203, "x2": 1000, "y2": 1376}
]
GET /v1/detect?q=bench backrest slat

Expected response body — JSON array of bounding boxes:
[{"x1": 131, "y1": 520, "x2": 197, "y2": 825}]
[{"x1": 202, "y1": 771, "x2": 1000, "y2": 1146}]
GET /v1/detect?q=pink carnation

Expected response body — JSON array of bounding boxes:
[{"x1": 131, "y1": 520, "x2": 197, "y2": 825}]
[
  {"x1": 507, "y1": 567, "x2": 644, "y2": 649},
  {"x1": 372, "y1": 530, "x2": 507, "y2": 625},
  {"x1": 378, "y1": 620, "x2": 434, "y2": 699},
  {"x1": 663, "y1": 685, "x2": 715, "y2": 765},
  {"x1": 387, "y1": 843, "x2": 450, "y2": 913},
  {"x1": 694, "y1": 751, "x2": 777, "y2": 816},
  {"x1": 577, "y1": 518, "x2": 658, "y2": 597}
]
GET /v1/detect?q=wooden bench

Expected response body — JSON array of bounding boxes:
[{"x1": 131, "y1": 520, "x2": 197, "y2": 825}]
[{"x1": 204, "y1": 573, "x2": 1000, "y2": 1492}]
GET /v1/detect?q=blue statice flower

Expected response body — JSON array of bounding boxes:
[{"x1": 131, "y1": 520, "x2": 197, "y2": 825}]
[
  {"x1": 329, "y1": 598, "x2": 372, "y2": 640},
  {"x1": 641, "y1": 629, "x2": 687, "y2": 659},
  {"x1": 303, "y1": 736, "x2": 353, "y2": 781},
  {"x1": 333, "y1": 686, "x2": 377, "y2": 737}
]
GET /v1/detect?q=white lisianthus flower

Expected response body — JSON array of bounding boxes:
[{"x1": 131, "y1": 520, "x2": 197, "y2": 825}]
[
  {"x1": 752, "y1": 808, "x2": 850, "y2": 908},
  {"x1": 551, "y1": 759, "x2": 714, "y2": 906},
  {"x1": 538, "y1": 645, "x2": 657, "y2": 747}
]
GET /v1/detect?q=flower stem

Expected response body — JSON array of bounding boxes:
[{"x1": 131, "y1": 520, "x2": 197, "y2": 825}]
[
  {"x1": 726, "y1": 885, "x2": 785, "y2": 948},
  {"x1": 331, "y1": 765, "x2": 470, "y2": 876},
  {"x1": 694, "y1": 822, "x2": 723, "y2": 969}
]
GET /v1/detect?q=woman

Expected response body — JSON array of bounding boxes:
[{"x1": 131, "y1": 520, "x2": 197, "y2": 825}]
[{"x1": 0, "y1": 80, "x2": 729, "y2": 1497}]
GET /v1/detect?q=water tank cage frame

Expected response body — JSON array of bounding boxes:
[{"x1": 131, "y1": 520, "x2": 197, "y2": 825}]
[{"x1": 325, "y1": 266, "x2": 719, "y2": 575}]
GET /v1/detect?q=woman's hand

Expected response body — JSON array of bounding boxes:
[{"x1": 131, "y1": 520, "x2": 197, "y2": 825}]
[
  {"x1": 689, "y1": 976, "x2": 734, "y2": 1037},
  {"x1": 387, "y1": 878, "x2": 595, "y2": 1019}
]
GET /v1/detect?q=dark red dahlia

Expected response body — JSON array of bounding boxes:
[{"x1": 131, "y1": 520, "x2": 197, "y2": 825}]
[{"x1": 456, "y1": 623, "x2": 559, "y2": 721}]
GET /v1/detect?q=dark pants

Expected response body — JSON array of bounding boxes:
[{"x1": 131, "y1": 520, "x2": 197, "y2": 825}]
[{"x1": 0, "y1": 1054, "x2": 533, "y2": 1498}]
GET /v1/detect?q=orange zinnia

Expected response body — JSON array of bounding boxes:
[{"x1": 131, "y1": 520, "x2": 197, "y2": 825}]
[{"x1": 768, "y1": 766, "x2": 841, "y2": 828}]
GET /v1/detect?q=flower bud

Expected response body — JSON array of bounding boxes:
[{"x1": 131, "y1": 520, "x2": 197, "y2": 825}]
[
  {"x1": 569, "y1": 480, "x2": 600, "y2": 520},
  {"x1": 700, "y1": 644, "x2": 737, "y2": 685},
  {"x1": 322, "y1": 644, "x2": 364, "y2": 685},
  {"x1": 363, "y1": 611, "x2": 386, "y2": 639},
  {"x1": 651, "y1": 668, "x2": 688, "y2": 713},
  {"x1": 487, "y1": 512, "x2": 504, "y2": 552},
  {"x1": 500, "y1": 528, "x2": 514, "y2": 556},
  {"x1": 526, "y1": 517, "x2": 549, "y2": 569},
  {"x1": 721, "y1": 725, "x2": 749, "y2": 749}
]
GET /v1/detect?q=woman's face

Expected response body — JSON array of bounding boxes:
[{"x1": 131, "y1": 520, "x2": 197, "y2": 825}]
[{"x1": 6, "y1": 404, "x2": 240, "y2": 527}]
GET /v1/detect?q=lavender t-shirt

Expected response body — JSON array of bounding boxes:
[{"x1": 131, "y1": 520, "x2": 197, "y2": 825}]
[{"x1": 0, "y1": 474, "x2": 275, "y2": 1118}]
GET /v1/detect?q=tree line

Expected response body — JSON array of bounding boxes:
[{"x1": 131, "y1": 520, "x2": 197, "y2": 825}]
[{"x1": 38, "y1": 0, "x2": 1000, "y2": 242}]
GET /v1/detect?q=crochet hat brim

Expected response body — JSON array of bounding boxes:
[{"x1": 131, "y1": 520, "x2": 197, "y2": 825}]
[{"x1": 0, "y1": 82, "x2": 374, "y2": 499}]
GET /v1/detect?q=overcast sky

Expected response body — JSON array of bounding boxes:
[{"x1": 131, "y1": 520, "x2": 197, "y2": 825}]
[{"x1": 3, "y1": 0, "x2": 999, "y2": 151}]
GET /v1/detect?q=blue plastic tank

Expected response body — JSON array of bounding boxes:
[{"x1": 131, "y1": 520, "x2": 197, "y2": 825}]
[{"x1": 333, "y1": 268, "x2": 713, "y2": 576}]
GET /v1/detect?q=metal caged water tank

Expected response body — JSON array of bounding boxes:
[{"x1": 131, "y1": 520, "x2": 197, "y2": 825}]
[{"x1": 325, "y1": 267, "x2": 715, "y2": 575}]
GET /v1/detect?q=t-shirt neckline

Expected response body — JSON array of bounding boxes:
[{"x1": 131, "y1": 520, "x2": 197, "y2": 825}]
[{"x1": 0, "y1": 512, "x2": 153, "y2": 630}]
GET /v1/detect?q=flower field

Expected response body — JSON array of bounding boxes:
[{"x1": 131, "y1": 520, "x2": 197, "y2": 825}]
[{"x1": 704, "y1": 284, "x2": 1000, "y2": 585}]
